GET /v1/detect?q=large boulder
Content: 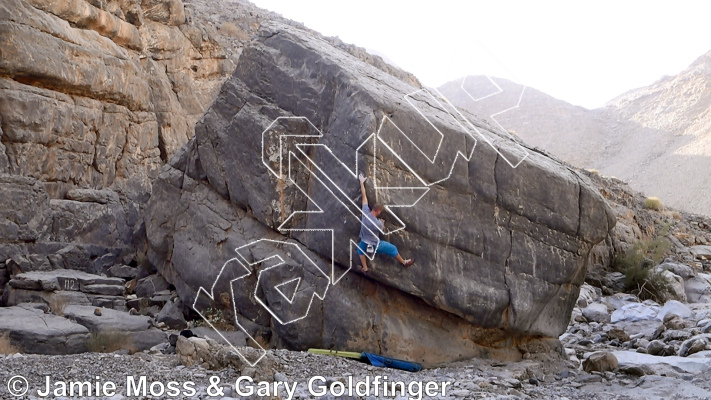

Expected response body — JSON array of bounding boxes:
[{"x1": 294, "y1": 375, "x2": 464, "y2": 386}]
[{"x1": 144, "y1": 22, "x2": 614, "y2": 365}]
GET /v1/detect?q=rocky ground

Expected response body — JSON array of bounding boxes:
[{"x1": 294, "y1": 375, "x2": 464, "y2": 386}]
[
  {"x1": 2, "y1": 339, "x2": 711, "y2": 399},
  {"x1": 5, "y1": 282, "x2": 711, "y2": 399}
]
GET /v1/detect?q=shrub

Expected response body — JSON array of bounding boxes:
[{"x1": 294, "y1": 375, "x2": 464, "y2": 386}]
[
  {"x1": 0, "y1": 334, "x2": 19, "y2": 355},
  {"x1": 586, "y1": 168, "x2": 600, "y2": 175},
  {"x1": 192, "y1": 308, "x2": 234, "y2": 331},
  {"x1": 614, "y1": 234, "x2": 672, "y2": 303},
  {"x1": 48, "y1": 295, "x2": 69, "y2": 316},
  {"x1": 644, "y1": 196, "x2": 663, "y2": 211},
  {"x1": 87, "y1": 332, "x2": 134, "y2": 354}
]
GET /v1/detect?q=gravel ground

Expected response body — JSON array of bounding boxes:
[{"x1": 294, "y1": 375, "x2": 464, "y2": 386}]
[{"x1": 2, "y1": 349, "x2": 711, "y2": 399}]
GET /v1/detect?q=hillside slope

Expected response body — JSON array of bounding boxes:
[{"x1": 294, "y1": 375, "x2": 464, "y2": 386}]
[{"x1": 438, "y1": 57, "x2": 711, "y2": 216}]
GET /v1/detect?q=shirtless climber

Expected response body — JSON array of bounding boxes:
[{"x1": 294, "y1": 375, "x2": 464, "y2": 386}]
[{"x1": 357, "y1": 173, "x2": 415, "y2": 272}]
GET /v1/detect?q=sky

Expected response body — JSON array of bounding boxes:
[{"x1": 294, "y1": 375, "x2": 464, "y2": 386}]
[{"x1": 248, "y1": 0, "x2": 711, "y2": 109}]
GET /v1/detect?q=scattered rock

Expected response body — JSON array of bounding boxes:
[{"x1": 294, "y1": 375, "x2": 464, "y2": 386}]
[{"x1": 176, "y1": 335, "x2": 275, "y2": 379}]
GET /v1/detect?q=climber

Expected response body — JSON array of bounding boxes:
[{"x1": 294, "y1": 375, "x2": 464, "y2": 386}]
[{"x1": 357, "y1": 173, "x2": 415, "y2": 272}]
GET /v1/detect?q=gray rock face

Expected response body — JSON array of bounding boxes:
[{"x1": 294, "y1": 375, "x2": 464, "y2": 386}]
[
  {"x1": 135, "y1": 273, "x2": 170, "y2": 298},
  {"x1": 144, "y1": 22, "x2": 613, "y2": 365},
  {"x1": 0, "y1": 304, "x2": 90, "y2": 354},
  {"x1": 0, "y1": 175, "x2": 135, "y2": 279},
  {"x1": 0, "y1": 175, "x2": 51, "y2": 243},
  {"x1": 108, "y1": 264, "x2": 138, "y2": 280}
]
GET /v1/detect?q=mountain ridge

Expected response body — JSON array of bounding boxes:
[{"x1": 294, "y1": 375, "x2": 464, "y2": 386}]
[{"x1": 438, "y1": 52, "x2": 711, "y2": 216}]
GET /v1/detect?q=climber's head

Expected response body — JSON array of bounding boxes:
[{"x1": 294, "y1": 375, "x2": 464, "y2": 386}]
[{"x1": 371, "y1": 204, "x2": 383, "y2": 217}]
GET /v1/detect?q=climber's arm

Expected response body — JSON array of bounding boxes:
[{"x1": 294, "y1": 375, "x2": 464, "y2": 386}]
[{"x1": 359, "y1": 173, "x2": 368, "y2": 206}]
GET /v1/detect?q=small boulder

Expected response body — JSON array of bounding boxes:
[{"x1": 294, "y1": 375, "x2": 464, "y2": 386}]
[
  {"x1": 607, "y1": 327, "x2": 630, "y2": 342},
  {"x1": 658, "y1": 262, "x2": 695, "y2": 279},
  {"x1": 684, "y1": 274, "x2": 711, "y2": 303},
  {"x1": 663, "y1": 313, "x2": 691, "y2": 330},
  {"x1": 679, "y1": 338, "x2": 708, "y2": 357},
  {"x1": 156, "y1": 300, "x2": 188, "y2": 330},
  {"x1": 656, "y1": 269, "x2": 686, "y2": 302},
  {"x1": 657, "y1": 300, "x2": 692, "y2": 322},
  {"x1": 583, "y1": 351, "x2": 618, "y2": 373},
  {"x1": 582, "y1": 303, "x2": 611, "y2": 323},
  {"x1": 135, "y1": 274, "x2": 170, "y2": 298},
  {"x1": 646, "y1": 340, "x2": 666, "y2": 356}
]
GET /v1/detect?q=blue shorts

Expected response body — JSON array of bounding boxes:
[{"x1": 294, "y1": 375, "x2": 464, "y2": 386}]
[{"x1": 357, "y1": 240, "x2": 399, "y2": 257}]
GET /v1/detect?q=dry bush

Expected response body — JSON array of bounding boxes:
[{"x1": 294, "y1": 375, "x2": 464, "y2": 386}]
[
  {"x1": 0, "y1": 333, "x2": 19, "y2": 355},
  {"x1": 644, "y1": 196, "x2": 663, "y2": 211},
  {"x1": 87, "y1": 332, "x2": 135, "y2": 354},
  {"x1": 49, "y1": 295, "x2": 69, "y2": 316},
  {"x1": 220, "y1": 22, "x2": 249, "y2": 40},
  {"x1": 614, "y1": 232, "x2": 673, "y2": 303},
  {"x1": 587, "y1": 168, "x2": 600, "y2": 175},
  {"x1": 192, "y1": 308, "x2": 235, "y2": 331}
]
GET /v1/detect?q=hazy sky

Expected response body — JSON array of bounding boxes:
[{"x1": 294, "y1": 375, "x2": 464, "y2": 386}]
[{"x1": 248, "y1": 0, "x2": 711, "y2": 109}]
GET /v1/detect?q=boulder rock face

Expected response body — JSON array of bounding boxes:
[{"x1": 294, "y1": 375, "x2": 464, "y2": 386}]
[{"x1": 145, "y1": 22, "x2": 614, "y2": 366}]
